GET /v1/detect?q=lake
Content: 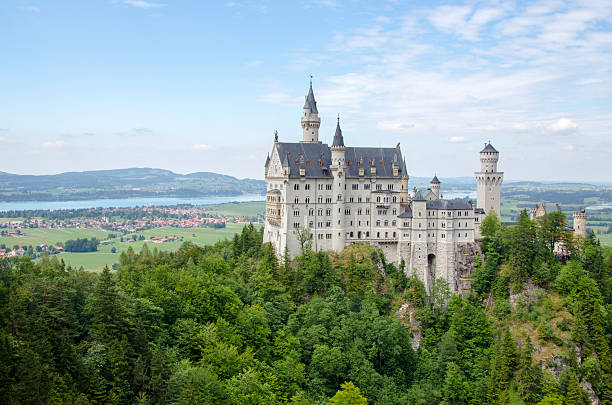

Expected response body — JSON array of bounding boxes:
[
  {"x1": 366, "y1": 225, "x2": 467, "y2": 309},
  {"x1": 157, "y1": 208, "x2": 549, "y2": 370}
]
[{"x1": 0, "y1": 194, "x2": 265, "y2": 212}]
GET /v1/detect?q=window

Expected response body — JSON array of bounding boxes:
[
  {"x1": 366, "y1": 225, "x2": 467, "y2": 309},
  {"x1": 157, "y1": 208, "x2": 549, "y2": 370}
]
[
  {"x1": 376, "y1": 220, "x2": 381, "y2": 226},
  {"x1": 392, "y1": 209, "x2": 397, "y2": 215},
  {"x1": 364, "y1": 184, "x2": 371, "y2": 190},
  {"x1": 309, "y1": 221, "x2": 314, "y2": 227},
  {"x1": 318, "y1": 184, "x2": 323, "y2": 190},
  {"x1": 326, "y1": 233, "x2": 332, "y2": 239},
  {"x1": 326, "y1": 197, "x2": 332, "y2": 203},
  {"x1": 384, "y1": 220, "x2": 388, "y2": 226},
  {"x1": 294, "y1": 197, "x2": 299, "y2": 204},
  {"x1": 392, "y1": 196, "x2": 396, "y2": 203},
  {"x1": 308, "y1": 208, "x2": 314, "y2": 216},
  {"x1": 352, "y1": 184, "x2": 359, "y2": 190},
  {"x1": 377, "y1": 232, "x2": 380, "y2": 238},
  {"x1": 385, "y1": 232, "x2": 388, "y2": 238},
  {"x1": 294, "y1": 184, "x2": 299, "y2": 190},
  {"x1": 387, "y1": 184, "x2": 393, "y2": 190},
  {"x1": 349, "y1": 197, "x2": 354, "y2": 203},
  {"x1": 376, "y1": 184, "x2": 382, "y2": 190},
  {"x1": 326, "y1": 184, "x2": 332, "y2": 190},
  {"x1": 366, "y1": 231, "x2": 370, "y2": 237},
  {"x1": 318, "y1": 209, "x2": 323, "y2": 216},
  {"x1": 293, "y1": 210, "x2": 300, "y2": 217},
  {"x1": 392, "y1": 220, "x2": 396, "y2": 226},
  {"x1": 358, "y1": 197, "x2": 362, "y2": 202},
  {"x1": 357, "y1": 209, "x2": 362, "y2": 215},
  {"x1": 318, "y1": 196, "x2": 323, "y2": 203},
  {"x1": 305, "y1": 184, "x2": 310, "y2": 190},
  {"x1": 326, "y1": 209, "x2": 331, "y2": 216},
  {"x1": 345, "y1": 209, "x2": 351, "y2": 215},
  {"x1": 365, "y1": 209, "x2": 370, "y2": 215},
  {"x1": 338, "y1": 195, "x2": 342, "y2": 201},
  {"x1": 350, "y1": 232, "x2": 354, "y2": 238},
  {"x1": 305, "y1": 197, "x2": 310, "y2": 204},
  {"x1": 293, "y1": 223, "x2": 300, "y2": 228},
  {"x1": 326, "y1": 221, "x2": 331, "y2": 227}
]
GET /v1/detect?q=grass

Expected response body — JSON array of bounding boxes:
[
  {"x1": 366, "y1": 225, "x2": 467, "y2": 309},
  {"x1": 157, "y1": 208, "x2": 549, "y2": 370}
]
[
  {"x1": 597, "y1": 234, "x2": 612, "y2": 247},
  {"x1": 58, "y1": 223, "x2": 258, "y2": 271},
  {"x1": 0, "y1": 228, "x2": 110, "y2": 248},
  {"x1": 205, "y1": 201, "x2": 264, "y2": 217}
]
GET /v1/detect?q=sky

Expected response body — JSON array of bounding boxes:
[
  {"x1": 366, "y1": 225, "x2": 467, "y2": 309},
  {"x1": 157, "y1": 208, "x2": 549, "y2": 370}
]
[{"x1": 1, "y1": 0, "x2": 611, "y2": 182}]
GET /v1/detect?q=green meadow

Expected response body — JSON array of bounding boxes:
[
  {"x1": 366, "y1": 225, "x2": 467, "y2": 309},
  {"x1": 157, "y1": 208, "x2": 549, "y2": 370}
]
[
  {"x1": 0, "y1": 228, "x2": 110, "y2": 248},
  {"x1": 53, "y1": 223, "x2": 257, "y2": 271}
]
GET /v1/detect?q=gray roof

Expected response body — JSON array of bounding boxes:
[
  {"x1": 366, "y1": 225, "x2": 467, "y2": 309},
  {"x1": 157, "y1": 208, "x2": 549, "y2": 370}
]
[
  {"x1": 430, "y1": 175, "x2": 440, "y2": 184},
  {"x1": 481, "y1": 142, "x2": 498, "y2": 153},
  {"x1": 274, "y1": 142, "x2": 406, "y2": 179},
  {"x1": 332, "y1": 119, "x2": 344, "y2": 147},
  {"x1": 398, "y1": 206, "x2": 413, "y2": 218},
  {"x1": 413, "y1": 190, "x2": 426, "y2": 201},
  {"x1": 344, "y1": 147, "x2": 406, "y2": 178},
  {"x1": 303, "y1": 82, "x2": 318, "y2": 114},
  {"x1": 474, "y1": 208, "x2": 485, "y2": 214},
  {"x1": 267, "y1": 189, "x2": 281, "y2": 194},
  {"x1": 426, "y1": 199, "x2": 472, "y2": 210}
]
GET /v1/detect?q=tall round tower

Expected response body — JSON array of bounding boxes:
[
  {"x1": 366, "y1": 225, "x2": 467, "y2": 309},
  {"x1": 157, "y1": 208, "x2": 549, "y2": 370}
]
[
  {"x1": 330, "y1": 117, "x2": 346, "y2": 252},
  {"x1": 430, "y1": 175, "x2": 440, "y2": 199},
  {"x1": 573, "y1": 208, "x2": 587, "y2": 238},
  {"x1": 474, "y1": 142, "x2": 504, "y2": 217},
  {"x1": 300, "y1": 80, "x2": 321, "y2": 143}
]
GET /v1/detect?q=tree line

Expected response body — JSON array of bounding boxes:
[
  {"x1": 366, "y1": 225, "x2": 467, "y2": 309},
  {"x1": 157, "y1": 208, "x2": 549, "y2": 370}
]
[{"x1": 0, "y1": 215, "x2": 610, "y2": 404}]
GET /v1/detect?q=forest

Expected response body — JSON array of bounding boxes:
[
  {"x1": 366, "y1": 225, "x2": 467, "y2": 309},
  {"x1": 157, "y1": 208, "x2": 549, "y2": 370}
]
[{"x1": 0, "y1": 210, "x2": 610, "y2": 404}]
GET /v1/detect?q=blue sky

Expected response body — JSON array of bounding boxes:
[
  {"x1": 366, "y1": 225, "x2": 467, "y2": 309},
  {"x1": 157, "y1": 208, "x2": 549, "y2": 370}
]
[{"x1": 1, "y1": 0, "x2": 611, "y2": 182}]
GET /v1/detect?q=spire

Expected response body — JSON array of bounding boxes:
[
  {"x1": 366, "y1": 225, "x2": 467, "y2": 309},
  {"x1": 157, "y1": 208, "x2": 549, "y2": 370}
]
[
  {"x1": 303, "y1": 79, "x2": 318, "y2": 114},
  {"x1": 265, "y1": 153, "x2": 270, "y2": 167},
  {"x1": 332, "y1": 114, "x2": 344, "y2": 147},
  {"x1": 431, "y1": 175, "x2": 440, "y2": 184},
  {"x1": 401, "y1": 157, "x2": 407, "y2": 175},
  {"x1": 282, "y1": 153, "x2": 289, "y2": 167}
]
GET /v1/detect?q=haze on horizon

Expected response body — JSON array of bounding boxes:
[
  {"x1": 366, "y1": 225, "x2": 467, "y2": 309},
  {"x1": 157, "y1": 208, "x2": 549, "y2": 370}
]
[{"x1": 1, "y1": 0, "x2": 611, "y2": 182}]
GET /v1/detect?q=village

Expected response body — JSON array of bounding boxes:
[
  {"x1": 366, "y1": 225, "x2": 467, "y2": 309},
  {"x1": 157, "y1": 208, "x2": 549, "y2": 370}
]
[{"x1": 0, "y1": 204, "x2": 264, "y2": 259}]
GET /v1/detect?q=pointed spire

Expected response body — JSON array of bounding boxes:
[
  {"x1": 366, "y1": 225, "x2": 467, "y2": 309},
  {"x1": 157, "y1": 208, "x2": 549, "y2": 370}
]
[
  {"x1": 431, "y1": 175, "x2": 440, "y2": 184},
  {"x1": 265, "y1": 153, "x2": 270, "y2": 167},
  {"x1": 332, "y1": 114, "x2": 344, "y2": 147},
  {"x1": 282, "y1": 153, "x2": 289, "y2": 167},
  {"x1": 303, "y1": 78, "x2": 318, "y2": 114}
]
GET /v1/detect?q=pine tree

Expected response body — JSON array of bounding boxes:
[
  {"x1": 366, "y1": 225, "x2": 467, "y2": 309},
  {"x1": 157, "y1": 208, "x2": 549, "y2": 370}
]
[{"x1": 565, "y1": 372, "x2": 583, "y2": 405}]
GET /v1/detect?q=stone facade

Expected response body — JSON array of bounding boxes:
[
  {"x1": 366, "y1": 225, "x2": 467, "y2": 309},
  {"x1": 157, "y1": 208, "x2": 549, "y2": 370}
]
[{"x1": 263, "y1": 83, "x2": 501, "y2": 293}]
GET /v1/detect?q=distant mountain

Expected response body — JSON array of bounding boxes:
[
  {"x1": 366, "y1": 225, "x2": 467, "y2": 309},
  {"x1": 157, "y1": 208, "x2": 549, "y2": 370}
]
[{"x1": 0, "y1": 168, "x2": 266, "y2": 202}]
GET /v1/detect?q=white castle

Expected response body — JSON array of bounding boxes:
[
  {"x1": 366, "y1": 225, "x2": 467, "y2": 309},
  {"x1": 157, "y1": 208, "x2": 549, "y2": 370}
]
[{"x1": 263, "y1": 82, "x2": 503, "y2": 292}]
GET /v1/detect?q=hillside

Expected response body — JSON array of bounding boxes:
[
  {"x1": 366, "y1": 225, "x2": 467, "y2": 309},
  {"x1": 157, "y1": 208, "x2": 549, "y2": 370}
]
[
  {"x1": 0, "y1": 212, "x2": 610, "y2": 404},
  {"x1": 0, "y1": 168, "x2": 265, "y2": 201}
]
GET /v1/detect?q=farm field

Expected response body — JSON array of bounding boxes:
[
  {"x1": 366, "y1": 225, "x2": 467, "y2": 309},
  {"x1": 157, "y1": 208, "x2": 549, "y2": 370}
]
[
  {"x1": 204, "y1": 201, "x2": 264, "y2": 217},
  {"x1": 57, "y1": 223, "x2": 258, "y2": 271},
  {"x1": 0, "y1": 228, "x2": 110, "y2": 248}
]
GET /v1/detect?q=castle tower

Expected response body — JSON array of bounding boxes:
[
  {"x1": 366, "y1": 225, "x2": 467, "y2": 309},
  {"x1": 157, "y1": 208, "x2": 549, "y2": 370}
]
[
  {"x1": 330, "y1": 117, "x2": 346, "y2": 252},
  {"x1": 573, "y1": 208, "x2": 587, "y2": 238},
  {"x1": 474, "y1": 142, "x2": 503, "y2": 217},
  {"x1": 300, "y1": 80, "x2": 321, "y2": 143},
  {"x1": 430, "y1": 175, "x2": 440, "y2": 199}
]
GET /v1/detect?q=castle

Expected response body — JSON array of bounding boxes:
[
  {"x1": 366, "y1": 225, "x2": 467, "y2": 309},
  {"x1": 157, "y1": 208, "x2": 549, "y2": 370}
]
[{"x1": 263, "y1": 82, "x2": 503, "y2": 293}]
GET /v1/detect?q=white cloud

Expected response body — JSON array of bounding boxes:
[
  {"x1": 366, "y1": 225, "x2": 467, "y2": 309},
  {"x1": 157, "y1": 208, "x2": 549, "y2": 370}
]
[
  {"x1": 377, "y1": 120, "x2": 415, "y2": 132},
  {"x1": 245, "y1": 60, "x2": 263, "y2": 67},
  {"x1": 448, "y1": 136, "x2": 468, "y2": 143},
  {"x1": 20, "y1": 5, "x2": 40, "y2": 13},
  {"x1": 41, "y1": 141, "x2": 68, "y2": 148},
  {"x1": 192, "y1": 144, "x2": 215, "y2": 151},
  {"x1": 549, "y1": 118, "x2": 578, "y2": 132},
  {"x1": 124, "y1": 0, "x2": 165, "y2": 8},
  {"x1": 564, "y1": 145, "x2": 576, "y2": 151},
  {"x1": 260, "y1": 92, "x2": 293, "y2": 104}
]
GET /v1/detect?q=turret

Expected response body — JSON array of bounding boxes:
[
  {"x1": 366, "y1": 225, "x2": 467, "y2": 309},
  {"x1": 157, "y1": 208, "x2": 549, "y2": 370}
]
[
  {"x1": 474, "y1": 142, "x2": 503, "y2": 217},
  {"x1": 400, "y1": 157, "x2": 410, "y2": 204},
  {"x1": 330, "y1": 116, "x2": 346, "y2": 252},
  {"x1": 300, "y1": 80, "x2": 321, "y2": 143},
  {"x1": 573, "y1": 208, "x2": 587, "y2": 238},
  {"x1": 480, "y1": 142, "x2": 499, "y2": 173},
  {"x1": 430, "y1": 175, "x2": 440, "y2": 199}
]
